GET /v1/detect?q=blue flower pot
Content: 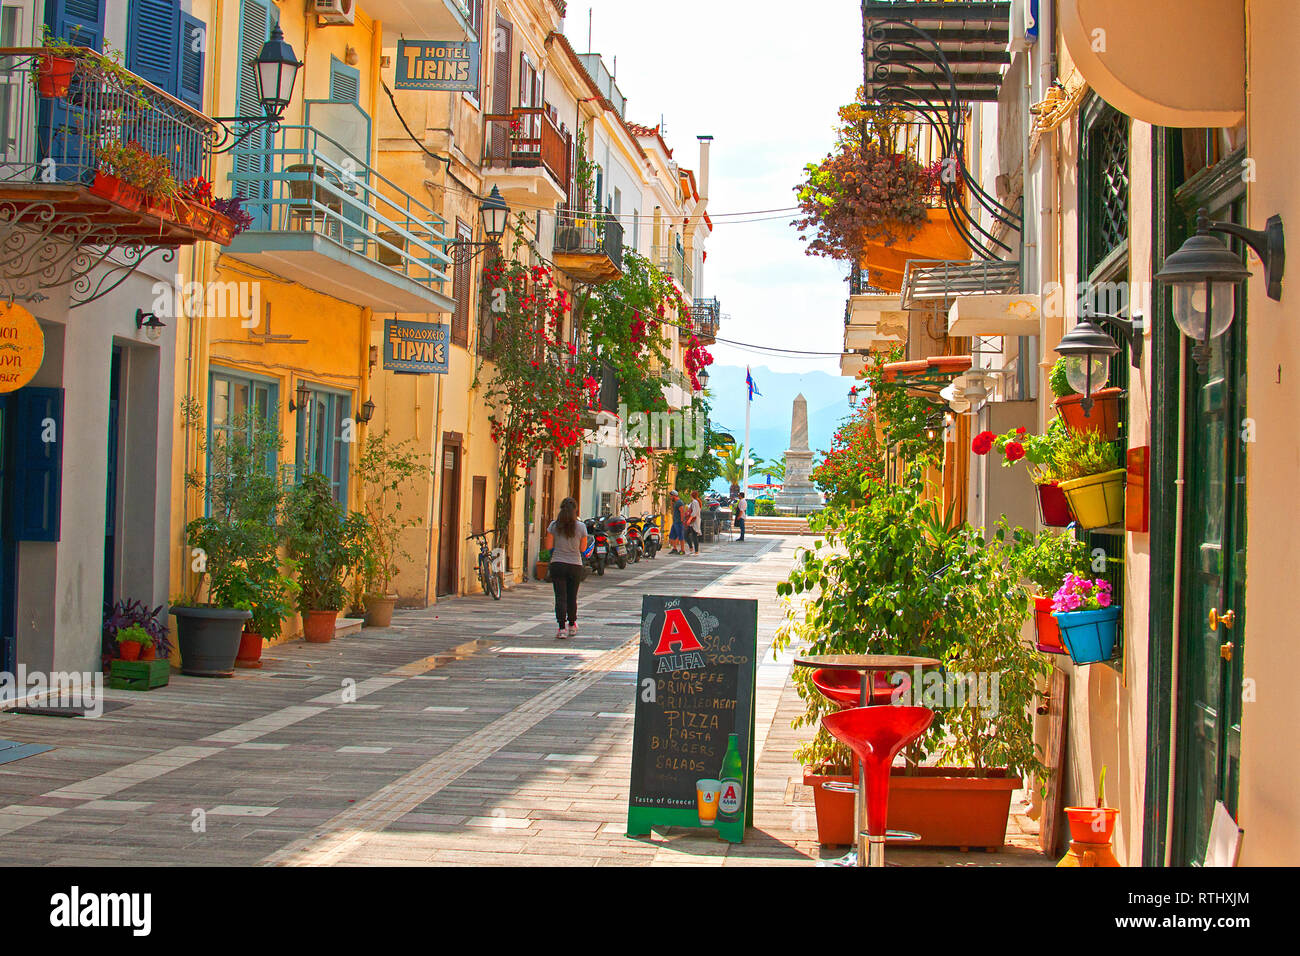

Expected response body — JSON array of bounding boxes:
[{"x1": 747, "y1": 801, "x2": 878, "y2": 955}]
[{"x1": 1052, "y1": 606, "x2": 1120, "y2": 665}]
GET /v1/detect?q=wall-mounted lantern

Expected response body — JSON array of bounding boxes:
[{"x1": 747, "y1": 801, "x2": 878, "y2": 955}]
[
  {"x1": 134, "y1": 309, "x2": 166, "y2": 341},
  {"x1": 356, "y1": 397, "x2": 376, "y2": 424}
]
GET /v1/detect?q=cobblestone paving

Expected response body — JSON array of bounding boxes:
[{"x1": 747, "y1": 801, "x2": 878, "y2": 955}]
[{"x1": 0, "y1": 536, "x2": 1050, "y2": 866}]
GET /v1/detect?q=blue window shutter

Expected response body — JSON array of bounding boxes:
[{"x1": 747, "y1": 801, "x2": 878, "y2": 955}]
[
  {"x1": 46, "y1": 0, "x2": 105, "y2": 50},
  {"x1": 178, "y1": 12, "x2": 206, "y2": 111},
  {"x1": 330, "y1": 58, "x2": 361, "y2": 104},
  {"x1": 127, "y1": 0, "x2": 180, "y2": 94},
  {"x1": 12, "y1": 388, "x2": 64, "y2": 542}
]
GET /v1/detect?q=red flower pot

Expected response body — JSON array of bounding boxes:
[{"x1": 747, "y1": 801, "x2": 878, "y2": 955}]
[
  {"x1": 1036, "y1": 481, "x2": 1074, "y2": 527},
  {"x1": 139, "y1": 644, "x2": 157, "y2": 661},
  {"x1": 236, "y1": 630, "x2": 265, "y2": 668},
  {"x1": 804, "y1": 769, "x2": 856, "y2": 846},
  {"x1": 37, "y1": 55, "x2": 76, "y2": 98},
  {"x1": 1034, "y1": 595, "x2": 1067, "y2": 654},
  {"x1": 1054, "y1": 388, "x2": 1124, "y2": 441},
  {"x1": 144, "y1": 194, "x2": 172, "y2": 220},
  {"x1": 89, "y1": 172, "x2": 143, "y2": 212},
  {"x1": 118, "y1": 641, "x2": 141, "y2": 662},
  {"x1": 303, "y1": 610, "x2": 338, "y2": 644}
]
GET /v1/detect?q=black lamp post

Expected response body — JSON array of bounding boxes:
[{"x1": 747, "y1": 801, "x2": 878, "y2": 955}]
[
  {"x1": 697, "y1": 367, "x2": 710, "y2": 390},
  {"x1": 209, "y1": 26, "x2": 303, "y2": 153},
  {"x1": 1155, "y1": 207, "x2": 1285, "y2": 370},
  {"x1": 447, "y1": 187, "x2": 512, "y2": 265}
]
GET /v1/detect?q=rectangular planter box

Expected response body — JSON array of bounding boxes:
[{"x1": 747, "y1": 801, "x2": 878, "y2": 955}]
[
  {"x1": 887, "y1": 767, "x2": 1022, "y2": 848},
  {"x1": 108, "y1": 658, "x2": 171, "y2": 691}
]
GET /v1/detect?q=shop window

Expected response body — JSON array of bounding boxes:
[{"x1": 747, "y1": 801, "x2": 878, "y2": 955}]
[{"x1": 295, "y1": 385, "x2": 350, "y2": 504}]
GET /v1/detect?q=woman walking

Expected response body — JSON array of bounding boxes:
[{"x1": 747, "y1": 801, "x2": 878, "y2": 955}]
[
  {"x1": 668, "y1": 490, "x2": 686, "y2": 555},
  {"x1": 686, "y1": 490, "x2": 703, "y2": 555},
  {"x1": 544, "y1": 497, "x2": 587, "y2": 640}
]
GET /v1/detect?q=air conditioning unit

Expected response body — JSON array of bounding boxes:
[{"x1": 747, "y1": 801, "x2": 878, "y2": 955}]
[{"x1": 314, "y1": 0, "x2": 355, "y2": 26}]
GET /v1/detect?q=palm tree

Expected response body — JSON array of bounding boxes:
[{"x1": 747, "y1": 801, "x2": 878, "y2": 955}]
[
  {"x1": 717, "y1": 446, "x2": 757, "y2": 498},
  {"x1": 759, "y1": 455, "x2": 786, "y2": 483}
]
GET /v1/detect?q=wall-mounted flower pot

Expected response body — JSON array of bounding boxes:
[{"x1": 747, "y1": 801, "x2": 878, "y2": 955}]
[
  {"x1": 171, "y1": 605, "x2": 250, "y2": 676},
  {"x1": 303, "y1": 609, "x2": 338, "y2": 643},
  {"x1": 1034, "y1": 595, "x2": 1067, "y2": 654},
  {"x1": 1053, "y1": 606, "x2": 1120, "y2": 665},
  {"x1": 1058, "y1": 468, "x2": 1126, "y2": 530},
  {"x1": 236, "y1": 630, "x2": 264, "y2": 668},
  {"x1": 1035, "y1": 481, "x2": 1074, "y2": 527},
  {"x1": 36, "y1": 55, "x2": 76, "y2": 98},
  {"x1": 804, "y1": 768, "x2": 856, "y2": 846},
  {"x1": 89, "y1": 171, "x2": 143, "y2": 212},
  {"x1": 1053, "y1": 388, "x2": 1124, "y2": 441},
  {"x1": 363, "y1": 594, "x2": 398, "y2": 628}
]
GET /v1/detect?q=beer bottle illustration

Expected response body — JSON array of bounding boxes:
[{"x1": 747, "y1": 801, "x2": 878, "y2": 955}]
[{"x1": 717, "y1": 733, "x2": 744, "y2": 823}]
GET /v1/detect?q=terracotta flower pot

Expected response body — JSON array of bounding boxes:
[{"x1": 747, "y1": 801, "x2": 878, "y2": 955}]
[
  {"x1": 207, "y1": 210, "x2": 237, "y2": 244},
  {"x1": 89, "y1": 172, "x2": 143, "y2": 212},
  {"x1": 535, "y1": 561, "x2": 550, "y2": 582},
  {"x1": 236, "y1": 630, "x2": 265, "y2": 668},
  {"x1": 1065, "y1": 805, "x2": 1119, "y2": 845},
  {"x1": 37, "y1": 55, "x2": 76, "y2": 98},
  {"x1": 139, "y1": 643, "x2": 156, "y2": 661},
  {"x1": 1053, "y1": 388, "x2": 1124, "y2": 441},
  {"x1": 1034, "y1": 595, "x2": 1067, "y2": 654},
  {"x1": 803, "y1": 769, "x2": 856, "y2": 846},
  {"x1": 1035, "y1": 480, "x2": 1074, "y2": 527},
  {"x1": 144, "y1": 194, "x2": 172, "y2": 220},
  {"x1": 362, "y1": 594, "x2": 398, "y2": 629},
  {"x1": 886, "y1": 767, "x2": 1023, "y2": 848},
  {"x1": 118, "y1": 641, "x2": 141, "y2": 662},
  {"x1": 303, "y1": 610, "x2": 338, "y2": 643}
]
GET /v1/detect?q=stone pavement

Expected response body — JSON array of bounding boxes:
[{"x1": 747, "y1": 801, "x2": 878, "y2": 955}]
[{"x1": 0, "y1": 535, "x2": 1050, "y2": 866}]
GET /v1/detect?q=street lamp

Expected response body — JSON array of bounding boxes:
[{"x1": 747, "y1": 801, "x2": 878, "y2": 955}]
[
  {"x1": 1155, "y1": 207, "x2": 1286, "y2": 370},
  {"x1": 208, "y1": 26, "x2": 302, "y2": 153},
  {"x1": 448, "y1": 187, "x2": 512, "y2": 265},
  {"x1": 289, "y1": 380, "x2": 311, "y2": 413},
  {"x1": 1054, "y1": 317, "x2": 1120, "y2": 418},
  {"x1": 697, "y1": 367, "x2": 710, "y2": 389}
]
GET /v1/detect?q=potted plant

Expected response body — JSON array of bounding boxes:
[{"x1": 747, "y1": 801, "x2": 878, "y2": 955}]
[
  {"x1": 1051, "y1": 573, "x2": 1120, "y2": 665},
  {"x1": 1008, "y1": 526, "x2": 1090, "y2": 654},
  {"x1": 178, "y1": 401, "x2": 285, "y2": 676},
  {"x1": 1050, "y1": 356, "x2": 1124, "y2": 441},
  {"x1": 285, "y1": 472, "x2": 367, "y2": 642},
  {"x1": 775, "y1": 464, "x2": 1049, "y2": 849},
  {"x1": 535, "y1": 548, "x2": 552, "y2": 583},
  {"x1": 972, "y1": 419, "x2": 1079, "y2": 527},
  {"x1": 1054, "y1": 429, "x2": 1125, "y2": 530},
  {"x1": 102, "y1": 599, "x2": 170, "y2": 671},
  {"x1": 232, "y1": 561, "x2": 300, "y2": 669},
  {"x1": 353, "y1": 431, "x2": 427, "y2": 628},
  {"x1": 114, "y1": 624, "x2": 151, "y2": 662},
  {"x1": 1060, "y1": 765, "x2": 1121, "y2": 866},
  {"x1": 32, "y1": 28, "x2": 81, "y2": 98}
]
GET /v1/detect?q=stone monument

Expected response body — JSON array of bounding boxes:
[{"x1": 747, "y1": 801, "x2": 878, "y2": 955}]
[{"x1": 775, "y1": 393, "x2": 823, "y2": 513}]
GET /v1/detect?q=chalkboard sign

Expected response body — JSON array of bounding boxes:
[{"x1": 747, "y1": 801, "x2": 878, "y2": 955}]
[{"x1": 626, "y1": 596, "x2": 758, "y2": 844}]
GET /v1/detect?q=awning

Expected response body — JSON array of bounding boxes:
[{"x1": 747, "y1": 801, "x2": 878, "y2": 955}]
[{"x1": 880, "y1": 354, "x2": 973, "y2": 399}]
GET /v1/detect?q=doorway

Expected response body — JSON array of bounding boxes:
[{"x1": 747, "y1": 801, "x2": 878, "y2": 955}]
[
  {"x1": 102, "y1": 346, "x2": 121, "y2": 608},
  {"x1": 0, "y1": 393, "x2": 13, "y2": 677},
  {"x1": 436, "y1": 434, "x2": 462, "y2": 597}
]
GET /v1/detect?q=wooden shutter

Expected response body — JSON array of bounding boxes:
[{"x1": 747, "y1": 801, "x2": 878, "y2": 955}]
[
  {"x1": 126, "y1": 0, "x2": 180, "y2": 93},
  {"x1": 330, "y1": 58, "x2": 361, "y2": 103},
  {"x1": 234, "y1": 0, "x2": 273, "y2": 221},
  {"x1": 452, "y1": 218, "x2": 472, "y2": 347},
  {"x1": 177, "y1": 12, "x2": 206, "y2": 111},
  {"x1": 12, "y1": 387, "x2": 64, "y2": 542},
  {"x1": 47, "y1": 0, "x2": 105, "y2": 49},
  {"x1": 490, "y1": 15, "x2": 512, "y2": 162}
]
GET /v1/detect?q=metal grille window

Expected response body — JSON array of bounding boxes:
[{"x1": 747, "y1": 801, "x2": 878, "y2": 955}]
[{"x1": 1083, "y1": 106, "x2": 1130, "y2": 275}]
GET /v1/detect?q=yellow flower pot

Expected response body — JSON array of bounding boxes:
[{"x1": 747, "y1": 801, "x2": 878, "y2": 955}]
[{"x1": 1058, "y1": 468, "x2": 1126, "y2": 530}]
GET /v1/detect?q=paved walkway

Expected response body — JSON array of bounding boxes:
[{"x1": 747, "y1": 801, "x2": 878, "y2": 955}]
[{"x1": 0, "y1": 536, "x2": 1050, "y2": 866}]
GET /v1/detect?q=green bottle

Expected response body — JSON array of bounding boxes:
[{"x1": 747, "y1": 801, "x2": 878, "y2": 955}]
[{"x1": 717, "y1": 733, "x2": 744, "y2": 823}]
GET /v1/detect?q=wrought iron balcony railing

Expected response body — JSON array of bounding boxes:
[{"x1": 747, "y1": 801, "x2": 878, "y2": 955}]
[
  {"x1": 652, "y1": 243, "x2": 693, "y2": 293},
  {"x1": 0, "y1": 47, "x2": 215, "y2": 191},
  {"x1": 687, "y1": 296, "x2": 721, "y2": 342},
  {"x1": 484, "y1": 106, "x2": 571, "y2": 193},
  {"x1": 554, "y1": 208, "x2": 623, "y2": 272},
  {"x1": 227, "y1": 123, "x2": 453, "y2": 291}
]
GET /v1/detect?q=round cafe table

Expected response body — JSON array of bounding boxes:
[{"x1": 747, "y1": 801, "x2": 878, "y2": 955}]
[{"x1": 793, "y1": 654, "x2": 940, "y2": 868}]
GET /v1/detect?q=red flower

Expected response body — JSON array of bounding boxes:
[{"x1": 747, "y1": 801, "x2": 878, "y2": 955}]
[
  {"x1": 1004, "y1": 441, "x2": 1026, "y2": 463},
  {"x1": 1016, "y1": 426, "x2": 1027, "y2": 434},
  {"x1": 971, "y1": 431, "x2": 995, "y2": 455}
]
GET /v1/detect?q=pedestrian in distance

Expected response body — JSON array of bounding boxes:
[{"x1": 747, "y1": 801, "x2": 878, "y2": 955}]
[
  {"x1": 544, "y1": 497, "x2": 587, "y2": 640},
  {"x1": 687, "y1": 490, "x2": 703, "y2": 554},
  {"x1": 733, "y1": 493, "x2": 746, "y2": 542},
  {"x1": 668, "y1": 490, "x2": 686, "y2": 554}
]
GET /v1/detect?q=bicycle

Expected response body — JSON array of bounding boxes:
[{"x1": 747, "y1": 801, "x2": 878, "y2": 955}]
[{"x1": 467, "y1": 531, "x2": 502, "y2": 600}]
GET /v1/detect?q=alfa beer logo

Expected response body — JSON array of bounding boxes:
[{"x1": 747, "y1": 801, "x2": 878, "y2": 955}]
[{"x1": 651, "y1": 603, "x2": 705, "y2": 672}]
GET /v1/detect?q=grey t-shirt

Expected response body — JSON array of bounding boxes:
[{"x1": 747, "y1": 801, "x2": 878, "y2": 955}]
[{"x1": 548, "y1": 519, "x2": 586, "y2": 565}]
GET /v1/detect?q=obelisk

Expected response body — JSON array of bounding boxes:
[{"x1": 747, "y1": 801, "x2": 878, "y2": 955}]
[{"x1": 775, "y1": 393, "x2": 822, "y2": 512}]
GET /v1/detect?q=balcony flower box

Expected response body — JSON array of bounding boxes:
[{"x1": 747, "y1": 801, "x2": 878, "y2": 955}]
[
  {"x1": 89, "y1": 171, "x2": 143, "y2": 212},
  {"x1": 206, "y1": 210, "x2": 237, "y2": 244},
  {"x1": 143, "y1": 193, "x2": 172, "y2": 220},
  {"x1": 1054, "y1": 606, "x2": 1121, "y2": 666},
  {"x1": 36, "y1": 54, "x2": 76, "y2": 98}
]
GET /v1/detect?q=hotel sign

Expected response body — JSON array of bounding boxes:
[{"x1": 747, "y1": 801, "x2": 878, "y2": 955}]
[
  {"x1": 384, "y1": 319, "x2": 450, "y2": 374},
  {"x1": 0, "y1": 302, "x2": 45, "y2": 393},
  {"x1": 393, "y1": 39, "x2": 480, "y2": 92}
]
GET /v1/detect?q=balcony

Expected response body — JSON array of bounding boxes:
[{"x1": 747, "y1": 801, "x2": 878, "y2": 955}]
[
  {"x1": 553, "y1": 209, "x2": 623, "y2": 283},
  {"x1": 1, "y1": 48, "x2": 222, "y2": 302},
  {"x1": 224, "y1": 120, "x2": 455, "y2": 315},
  {"x1": 483, "y1": 107, "x2": 571, "y2": 209},
  {"x1": 652, "y1": 244, "x2": 692, "y2": 295},
  {"x1": 684, "y1": 297, "x2": 721, "y2": 345},
  {"x1": 363, "y1": 1, "x2": 479, "y2": 41}
]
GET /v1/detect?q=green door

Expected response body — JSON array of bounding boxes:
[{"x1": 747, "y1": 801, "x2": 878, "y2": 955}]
[{"x1": 1171, "y1": 197, "x2": 1248, "y2": 866}]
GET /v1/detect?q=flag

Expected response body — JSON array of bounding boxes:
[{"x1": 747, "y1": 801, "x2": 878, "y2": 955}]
[{"x1": 746, "y1": 366, "x2": 761, "y2": 402}]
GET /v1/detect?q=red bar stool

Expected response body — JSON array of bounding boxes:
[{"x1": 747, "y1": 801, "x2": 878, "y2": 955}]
[
  {"x1": 822, "y1": 705, "x2": 934, "y2": 867},
  {"x1": 811, "y1": 668, "x2": 909, "y2": 708}
]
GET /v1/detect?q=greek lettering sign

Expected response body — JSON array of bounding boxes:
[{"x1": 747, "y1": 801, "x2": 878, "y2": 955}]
[
  {"x1": 0, "y1": 302, "x2": 45, "y2": 393},
  {"x1": 627, "y1": 595, "x2": 757, "y2": 844},
  {"x1": 384, "y1": 319, "x2": 450, "y2": 374},
  {"x1": 393, "y1": 39, "x2": 480, "y2": 92}
]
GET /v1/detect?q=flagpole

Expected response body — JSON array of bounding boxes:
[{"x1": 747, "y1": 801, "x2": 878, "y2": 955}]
[{"x1": 742, "y1": 378, "x2": 752, "y2": 497}]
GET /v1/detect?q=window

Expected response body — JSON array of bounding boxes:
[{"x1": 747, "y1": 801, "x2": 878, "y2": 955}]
[
  {"x1": 295, "y1": 384, "x2": 351, "y2": 503},
  {"x1": 329, "y1": 56, "x2": 361, "y2": 104},
  {"x1": 209, "y1": 369, "x2": 278, "y2": 478}
]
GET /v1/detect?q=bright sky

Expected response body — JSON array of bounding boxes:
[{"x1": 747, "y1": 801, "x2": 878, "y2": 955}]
[{"x1": 568, "y1": 1, "x2": 863, "y2": 375}]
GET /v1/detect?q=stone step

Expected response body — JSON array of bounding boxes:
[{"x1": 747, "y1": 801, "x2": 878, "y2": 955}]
[
  {"x1": 746, "y1": 516, "x2": 816, "y2": 535},
  {"x1": 335, "y1": 617, "x2": 364, "y2": 638}
]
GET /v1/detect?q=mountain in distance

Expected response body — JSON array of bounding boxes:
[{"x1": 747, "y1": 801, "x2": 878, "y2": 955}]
[{"x1": 704, "y1": 364, "x2": 853, "y2": 491}]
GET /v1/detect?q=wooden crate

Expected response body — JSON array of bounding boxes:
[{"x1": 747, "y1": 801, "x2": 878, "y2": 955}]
[{"x1": 108, "y1": 658, "x2": 171, "y2": 691}]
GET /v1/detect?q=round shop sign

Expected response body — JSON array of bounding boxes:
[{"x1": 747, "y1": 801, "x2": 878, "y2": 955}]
[{"x1": 0, "y1": 301, "x2": 45, "y2": 393}]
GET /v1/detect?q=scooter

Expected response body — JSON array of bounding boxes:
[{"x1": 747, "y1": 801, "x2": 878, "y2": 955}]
[
  {"x1": 639, "y1": 513, "x2": 662, "y2": 559},
  {"x1": 583, "y1": 517, "x2": 609, "y2": 576},
  {"x1": 624, "y1": 514, "x2": 643, "y2": 563},
  {"x1": 603, "y1": 514, "x2": 629, "y2": 570}
]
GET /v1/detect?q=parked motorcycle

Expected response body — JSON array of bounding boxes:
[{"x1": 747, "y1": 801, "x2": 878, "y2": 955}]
[
  {"x1": 624, "y1": 514, "x2": 643, "y2": 563},
  {"x1": 639, "y1": 514, "x2": 662, "y2": 559},
  {"x1": 604, "y1": 514, "x2": 630, "y2": 570},
  {"x1": 583, "y1": 516, "x2": 609, "y2": 576}
]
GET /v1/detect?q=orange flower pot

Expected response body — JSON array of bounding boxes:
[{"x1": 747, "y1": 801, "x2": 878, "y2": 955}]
[
  {"x1": 1034, "y1": 595, "x2": 1067, "y2": 654},
  {"x1": 804, "y1": 769, "x2": 856, "y2": 846},
  {"x1": 139, "y1": 644, "x2": 156, "y2": 661},
  {"x1": 886, "y1": 767, "x2": 1023, "y2": 848},
  {"x1": 236, "y1": 630, "x2": 265, "y2": 668},
  {"x1": 37, "y1": 55, "x2": 76, "y2": 98},
  {"x1": 1053, "y1": 388, "x2": 1124, "y2": 441},
  {"x1": 303, "y1": 610, "x2": 338, "y2": 644},
  {"x1": 1065, "y1": 806, "x2": 1119, "y2": 844},
  {"x1": 118, "y1": 641, "x2": 141, "y2": 661}
]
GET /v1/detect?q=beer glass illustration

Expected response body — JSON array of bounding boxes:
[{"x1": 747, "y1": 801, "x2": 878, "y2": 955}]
[{"x1": 695, "y1": 778, "x2": 722, "y2": 826}]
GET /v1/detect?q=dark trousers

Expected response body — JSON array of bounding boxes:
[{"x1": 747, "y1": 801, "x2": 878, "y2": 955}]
[
  {"x1": 686, "y1": 528, "x2": 700, "y2": 553},
  {"x1": 736, "y1": 516, "x2": 745, "y2": 541},
  {"x1": 550, "y1": 561, "x2": 581, "y2": 626}
]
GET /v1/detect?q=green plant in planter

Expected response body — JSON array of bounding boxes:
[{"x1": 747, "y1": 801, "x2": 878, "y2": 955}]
[
  {"x1": 96, "y1": 140, "x2": 179, "y2": 198},
  {"x1": 285, "y1": 472, "x2": 368, "y2": 613},
  {"x1": 353, "y1": 430, "x2": 428, "y2": 598},
  {"x1": 537, "y1": 548, "x2": 553, "y2": 563},
  {"x1": 115, "y1": 624, "x2": 152, "y2": 649},
  {"x1": 1007, "y1": 524, "x2": 1090, "y2": 596},
  {"x1": 1051, "y1": 429, "x2": 1120, "y2": 482},
  {"x1": 774, "y1": 462, "x2": 1049, "y2": 782},
  {"x1": 1049, "y1": 356, "x2": 1078, "y2": 399}
]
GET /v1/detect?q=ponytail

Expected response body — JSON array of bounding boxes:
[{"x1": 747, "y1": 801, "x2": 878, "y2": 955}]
[{"x1": 557, "y1": 497, "x2": 581, "y2": 539}]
